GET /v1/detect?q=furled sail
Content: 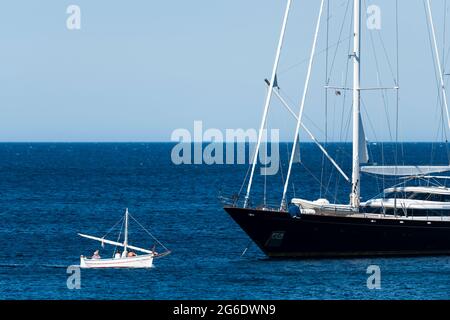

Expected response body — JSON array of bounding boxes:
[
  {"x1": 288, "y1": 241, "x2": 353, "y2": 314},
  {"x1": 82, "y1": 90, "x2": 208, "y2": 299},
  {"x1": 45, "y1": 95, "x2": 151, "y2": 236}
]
[
  {"x1": 360, "y1": 165, "x2": 450, "y2": 176},
  {"x1": 359, "y1": 114, "x2": 369, "y2": 164},
  {"x1": 293, "y1": 135, "x2": 301, "y2": 163}
]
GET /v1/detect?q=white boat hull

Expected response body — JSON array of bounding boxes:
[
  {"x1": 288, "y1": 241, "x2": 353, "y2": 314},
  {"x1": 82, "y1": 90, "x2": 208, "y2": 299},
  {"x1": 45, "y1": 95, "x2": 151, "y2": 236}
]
[{"x1": 80, "y1": 254, "x2": 154, "y2": 269}]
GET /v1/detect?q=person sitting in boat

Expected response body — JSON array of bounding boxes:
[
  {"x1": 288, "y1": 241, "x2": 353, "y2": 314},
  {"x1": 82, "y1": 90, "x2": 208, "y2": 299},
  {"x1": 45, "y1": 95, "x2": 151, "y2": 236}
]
[
  {"x1": 127, "y1": 251, "x2": 137, "y2": 257},
  {"x1": 91, "y1": 250, "x2": 101, "y2": 259},
  {"x1": 114, "y1": 251, "x2": 121, "y2": 259}
]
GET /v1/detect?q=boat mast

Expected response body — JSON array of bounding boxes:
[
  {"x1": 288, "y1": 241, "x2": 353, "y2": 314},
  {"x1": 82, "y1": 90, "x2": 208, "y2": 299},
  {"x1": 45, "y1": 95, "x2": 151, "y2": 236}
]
[
  {"x1": 280, "y1": 0, "x2": 325, "y2": 210},
  {"x1": 123, "y1": 208, "x2": 129, "y2": 256},
  {"x1": 350, "y1": 0, "x2": 362, "y2": 209},
  {"x1": 426, "y1": 0, "x2": 450, "y2": 131},
  {"x1": 243, "y1": 0, "x2": 292, "y2": 208}
]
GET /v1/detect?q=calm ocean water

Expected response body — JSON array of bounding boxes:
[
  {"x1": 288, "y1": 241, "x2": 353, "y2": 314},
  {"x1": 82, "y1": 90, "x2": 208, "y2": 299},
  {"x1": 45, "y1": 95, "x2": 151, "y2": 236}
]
[{"x1": 0, "y1": 143, "x2": 448, "y2": 300}]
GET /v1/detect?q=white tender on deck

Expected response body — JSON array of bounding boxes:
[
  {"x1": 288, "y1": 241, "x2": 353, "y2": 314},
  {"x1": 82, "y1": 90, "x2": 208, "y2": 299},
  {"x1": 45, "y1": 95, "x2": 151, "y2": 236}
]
[{"x1": 292, "y1": 196, "x2": 450, "y2": 222}]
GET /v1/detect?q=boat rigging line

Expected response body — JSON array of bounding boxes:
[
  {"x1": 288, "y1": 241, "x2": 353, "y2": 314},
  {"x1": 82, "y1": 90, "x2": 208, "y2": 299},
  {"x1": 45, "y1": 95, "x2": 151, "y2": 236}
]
[
  {"x1": 244, "y1": 0, "x2": 292, "y2": 208},
  {"x1": 281, "y1": 0, "x2": 326, "y2": 210},
  {"x1": 264, "y1": 79, "x2": 350, "y2": 183},
  {"x1": 128, "y1": 213, "x2": 170, "y2": 254},
  {"x1": 426, "y1": 0, "x2": 450, "y2": 131}
]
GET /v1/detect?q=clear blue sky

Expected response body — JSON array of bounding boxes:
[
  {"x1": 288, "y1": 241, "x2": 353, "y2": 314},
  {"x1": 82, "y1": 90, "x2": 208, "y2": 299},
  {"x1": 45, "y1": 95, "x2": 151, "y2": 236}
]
[{"x1": 0, "y1": 0, "x2": 449, "y2": 142}]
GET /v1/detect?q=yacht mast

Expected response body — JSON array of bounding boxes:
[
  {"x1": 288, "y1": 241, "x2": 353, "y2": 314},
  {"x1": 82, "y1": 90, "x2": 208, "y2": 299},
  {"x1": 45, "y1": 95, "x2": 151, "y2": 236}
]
[
  {"x1": 350, "y1": 0, "x2": 362, "y2": 209},
  {"x1": 244, "y1": 0, "x2": 292, "y2": 208},
  {"x1": 426, "y1": 0, "x2": 450, "y2": 131},
  {"x1": 280, "y1": 0, "x2": 325, "y2": 210}
]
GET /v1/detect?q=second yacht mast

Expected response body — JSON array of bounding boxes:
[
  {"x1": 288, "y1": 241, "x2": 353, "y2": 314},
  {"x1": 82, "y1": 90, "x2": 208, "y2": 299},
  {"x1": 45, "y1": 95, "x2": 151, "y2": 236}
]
[{"x1": 350, "y1": 0, "x2": 362, "y2": 209}]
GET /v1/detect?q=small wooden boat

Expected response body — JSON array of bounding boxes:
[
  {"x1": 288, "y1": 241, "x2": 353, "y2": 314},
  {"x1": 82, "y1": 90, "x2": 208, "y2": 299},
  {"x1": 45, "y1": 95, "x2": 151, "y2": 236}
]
[{"x1": 79, "y1": 208, "x2": 170, "y2": 269}]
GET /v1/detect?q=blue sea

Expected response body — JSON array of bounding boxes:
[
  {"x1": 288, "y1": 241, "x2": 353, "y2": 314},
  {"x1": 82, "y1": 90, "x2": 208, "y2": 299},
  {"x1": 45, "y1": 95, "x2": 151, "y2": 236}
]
[{"x1": 0, "y1": 143, "x2": 448, "y2": 300}]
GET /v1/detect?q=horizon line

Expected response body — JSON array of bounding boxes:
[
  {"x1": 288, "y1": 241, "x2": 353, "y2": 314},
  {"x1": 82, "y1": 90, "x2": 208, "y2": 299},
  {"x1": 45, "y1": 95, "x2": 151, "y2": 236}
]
[{"x1": 0, "y1": 140, "x2": 447, "y2": 144}]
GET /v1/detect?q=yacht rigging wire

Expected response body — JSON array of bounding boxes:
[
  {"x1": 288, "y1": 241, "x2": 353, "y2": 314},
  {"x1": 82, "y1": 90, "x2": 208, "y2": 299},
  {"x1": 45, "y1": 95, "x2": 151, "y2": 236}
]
[
  {"x1": 281, "y1": 0, "x2": 326, "y2": 209},
  {"x1": 244, "y1": 0, "x2": 292, "y2": 208},
  {"x1": 424, "y1": 0, "x2": 450, "y2": 176},
  {"x1": 366, "y1": 16, "x2": 394, "y2": 142},
  {"x1": 330, "y1": 7, "x2": 354, "y2": 204},
  {"x1": 443, "y1": 0, "x2": 447, "y2": 72},
  {"x1": 321, "y1": 0, "x2": 331, "y2": 199},
  {"x1": 444, "y1": 0, "x2": 450, "y2": 167},
  {"x1": 395, "y1": 0, "x2": 403, "y2": 166},
  {"x1": 425, "y1": 0, "x2": 450, "y2": 131},
  {"x1": 328, "y1": 0, "x2": 352, "y2": 83},
  {"x1": 268, "y1": 82, "x2": 350, "y2": 182}
]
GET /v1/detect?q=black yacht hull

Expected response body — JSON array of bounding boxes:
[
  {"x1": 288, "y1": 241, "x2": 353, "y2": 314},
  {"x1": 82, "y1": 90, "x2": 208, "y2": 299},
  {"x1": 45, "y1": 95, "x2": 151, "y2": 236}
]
[{"x1": 224, "y1": 206, "x2": 450, "y2": 258}]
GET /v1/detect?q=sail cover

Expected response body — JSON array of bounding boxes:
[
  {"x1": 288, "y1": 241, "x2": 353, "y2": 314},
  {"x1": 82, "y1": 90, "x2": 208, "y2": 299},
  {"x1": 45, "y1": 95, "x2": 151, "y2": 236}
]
[
  {"x1": 359, "y1": 114, "x2": 369, "y2": 164},
  {"x1": 360, "y1": 165, "x2": 450, "y2": 176}
]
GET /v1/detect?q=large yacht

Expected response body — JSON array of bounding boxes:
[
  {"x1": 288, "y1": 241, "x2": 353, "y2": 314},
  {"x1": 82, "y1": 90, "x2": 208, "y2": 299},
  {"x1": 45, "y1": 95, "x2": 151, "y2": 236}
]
[{"x1": 224, "y1": 0, "x2": 450, "y2": 258}]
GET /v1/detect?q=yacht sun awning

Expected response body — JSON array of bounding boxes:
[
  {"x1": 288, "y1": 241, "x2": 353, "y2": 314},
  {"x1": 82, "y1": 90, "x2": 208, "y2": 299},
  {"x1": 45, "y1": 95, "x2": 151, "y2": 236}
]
[{"x1": 360, "y1": 165, "x2": 450, "y2": 176}]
